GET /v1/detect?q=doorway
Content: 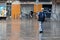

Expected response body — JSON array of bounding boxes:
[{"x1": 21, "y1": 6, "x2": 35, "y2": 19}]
[{"x1": 43, "y1": 4, "x2": 52, "y2": 18}]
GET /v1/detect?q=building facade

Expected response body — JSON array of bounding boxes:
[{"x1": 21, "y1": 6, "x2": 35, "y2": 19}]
[{"x1": 0, "y1": 0, "x2": 52, "y2": 19}]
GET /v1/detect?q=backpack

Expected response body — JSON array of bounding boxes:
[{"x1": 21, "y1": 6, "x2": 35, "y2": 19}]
[{"x1": 38, "y1": 12, "x2": 45, "y2": 22}]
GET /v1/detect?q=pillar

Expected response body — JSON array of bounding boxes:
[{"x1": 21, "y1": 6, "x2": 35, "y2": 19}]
[{"x1": 11, "y1": 1, "x2": 21, "y2": 19}]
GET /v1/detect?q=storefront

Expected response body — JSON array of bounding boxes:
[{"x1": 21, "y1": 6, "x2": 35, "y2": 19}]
[
  {"x1": 10, "y1": 1, "x2": 52, "y2": 19},
  {"x1": 11, "y1": 1, "x2": 42, "y2": 19}
]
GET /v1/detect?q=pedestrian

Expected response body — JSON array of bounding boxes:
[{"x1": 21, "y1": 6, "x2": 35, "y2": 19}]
[
  {"x1": 30, "y1": 11, "x2": 33, "y2": 18},
  {"x1": 37, "y1": 8, "x2": 46, "y2": 33}
]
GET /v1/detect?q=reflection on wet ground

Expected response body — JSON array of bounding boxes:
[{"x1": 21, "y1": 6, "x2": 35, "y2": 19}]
[{"x1": 0, "y1": 18, "x2": 60, "y2": 40}]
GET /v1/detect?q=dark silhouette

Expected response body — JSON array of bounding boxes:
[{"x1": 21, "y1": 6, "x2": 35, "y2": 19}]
[{"x1": 30, "y1": 11, "x2": 33, "y2": 18}]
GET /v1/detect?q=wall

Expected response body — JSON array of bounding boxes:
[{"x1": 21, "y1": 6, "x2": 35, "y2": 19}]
[
  {"x1": 11, "y1": 1, "x2": 21, "y2": 19},
  {"x1": 34, "y1": 4, "x2": 42, "y2": 13},
  {"x1": 52, "y1": 3, "x2": 60, "y2": 21},
  {"x1": 56, "y1": 4, "x2": 60, "y2": 21}
]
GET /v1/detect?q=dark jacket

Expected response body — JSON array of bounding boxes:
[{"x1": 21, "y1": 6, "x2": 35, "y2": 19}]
[{"x1": 38, "y1": 12, "x2": 45, "y2": 22}]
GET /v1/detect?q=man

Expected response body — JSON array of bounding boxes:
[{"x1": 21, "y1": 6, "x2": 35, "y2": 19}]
[{"x1": 37, "y1": 8, "x2": 46, "y2": 33}]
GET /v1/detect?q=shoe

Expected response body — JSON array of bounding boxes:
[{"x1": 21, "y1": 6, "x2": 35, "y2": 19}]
[{"x1": 39, "y1": 31, "x2": 43, "y2": 33}]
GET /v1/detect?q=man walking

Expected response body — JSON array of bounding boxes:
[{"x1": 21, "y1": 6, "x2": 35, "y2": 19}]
[{"x1": 37, "y1": 8, "x2": 46, "y2": 33}]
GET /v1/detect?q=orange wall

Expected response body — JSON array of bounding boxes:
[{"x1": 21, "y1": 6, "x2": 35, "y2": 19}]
[
  {"x1": 34, "y1": 4, "x2": 38, "y2": 13},
  {"x1": 34, "y1": 4, "x2": 42, "y2": 13},
  {"x1": 38, "y1": 4, "x2": 42, "y2": 12},
  {"x1": 11, "y1": 4, "x2": 21, "y2": 19}
]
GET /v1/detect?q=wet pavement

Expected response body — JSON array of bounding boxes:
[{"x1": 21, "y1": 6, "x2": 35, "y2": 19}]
[{"x1": 0, "y1": 18, "x2": 60, "y2": 40}]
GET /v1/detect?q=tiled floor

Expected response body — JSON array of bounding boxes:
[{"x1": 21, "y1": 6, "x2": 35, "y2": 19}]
[{"x1": 0, "y1": 18, "x2": 60, "y2": 40}]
